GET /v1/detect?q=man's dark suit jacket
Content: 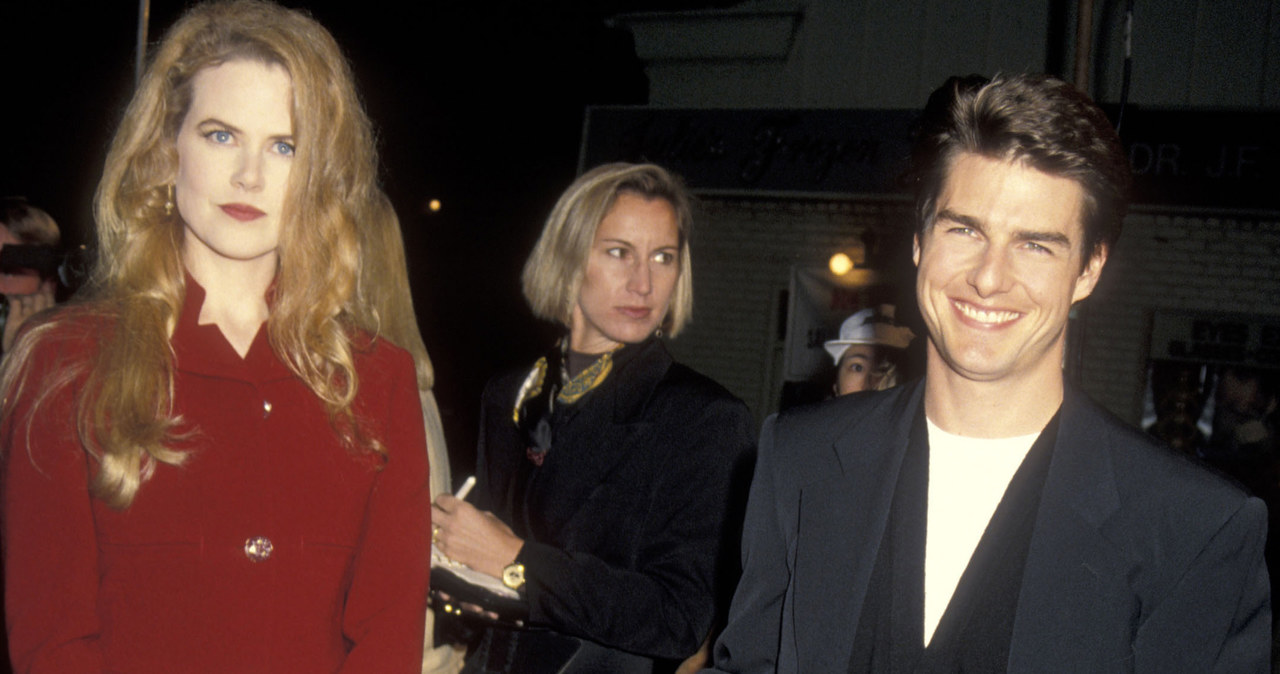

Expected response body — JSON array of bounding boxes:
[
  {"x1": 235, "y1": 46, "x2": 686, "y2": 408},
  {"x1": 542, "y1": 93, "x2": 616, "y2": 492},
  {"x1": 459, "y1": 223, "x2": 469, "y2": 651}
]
[{"x1": 709, "y1": 380, "x2": 1270, "y2": 673}]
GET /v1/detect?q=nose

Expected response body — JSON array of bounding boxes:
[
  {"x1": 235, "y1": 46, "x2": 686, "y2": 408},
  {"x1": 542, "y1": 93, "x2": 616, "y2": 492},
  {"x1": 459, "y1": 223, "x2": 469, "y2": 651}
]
[
  {"x1": 966, "y1": 245, "x2": 1013, "y2": 297},
  {"x1": 232, "y1": 150, "x2": 264, "y2": 192},
  {"x1": 627, "y1": 259, "x2": 653, "y2": 296}
]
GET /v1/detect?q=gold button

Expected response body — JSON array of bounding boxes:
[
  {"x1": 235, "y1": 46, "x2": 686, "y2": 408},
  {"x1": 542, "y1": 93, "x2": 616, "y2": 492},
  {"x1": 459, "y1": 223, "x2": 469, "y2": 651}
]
[
  {"x1": 262, "y1": 400, "x2": 273, "y2": 418},
  {"x1": 244, "y1": 536, "x2": 274, "y2": 562}
]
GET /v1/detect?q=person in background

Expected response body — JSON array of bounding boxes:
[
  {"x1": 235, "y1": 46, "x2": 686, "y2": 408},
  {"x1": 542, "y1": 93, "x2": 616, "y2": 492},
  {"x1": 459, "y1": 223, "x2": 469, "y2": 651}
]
[
  {"x1": 0, "y1": 197, "x2": 61, "y2": 353},
  {"x1": 431, "y1": 162, "x2": 755, "y2": 673},
  {"x1": 1, "y1": 2, "x2": 431, "y2": 671},
  {"x1": 823, "y1": 304, "x2": 914, "y2": 396},
  {"x1": 1143, "y1": 360, "x2": 1209, "y2": 455}
]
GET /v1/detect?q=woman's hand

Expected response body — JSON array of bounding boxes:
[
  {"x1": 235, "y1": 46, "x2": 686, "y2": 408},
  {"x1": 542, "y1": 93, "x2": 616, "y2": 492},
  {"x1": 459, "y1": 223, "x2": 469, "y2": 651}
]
[{"x1": 431, "y1": 495, "x2": 524, "y2": 578}]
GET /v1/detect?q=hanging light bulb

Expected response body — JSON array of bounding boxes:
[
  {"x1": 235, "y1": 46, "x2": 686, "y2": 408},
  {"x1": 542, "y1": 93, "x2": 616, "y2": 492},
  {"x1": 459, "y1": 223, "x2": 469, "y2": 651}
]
[{"x1": 829, "y1": 252, "x2": 854, "y2": 275}]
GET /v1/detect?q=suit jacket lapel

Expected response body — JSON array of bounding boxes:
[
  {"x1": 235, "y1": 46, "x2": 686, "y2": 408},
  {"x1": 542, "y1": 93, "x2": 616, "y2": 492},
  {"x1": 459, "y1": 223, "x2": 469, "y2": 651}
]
[
  {"x1": 793, "y1": 382, "x2": 924, "y2": 671},
  {"x1": 1009, "y1": 386, "x2": 1127, "y2": 671}
]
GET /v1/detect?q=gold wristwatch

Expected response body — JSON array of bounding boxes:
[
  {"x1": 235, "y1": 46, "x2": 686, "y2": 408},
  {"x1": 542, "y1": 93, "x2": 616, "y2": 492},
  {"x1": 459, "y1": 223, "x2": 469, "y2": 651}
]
[{"x1": 502, "y1": 562, "x2": 526, "y2": 591}]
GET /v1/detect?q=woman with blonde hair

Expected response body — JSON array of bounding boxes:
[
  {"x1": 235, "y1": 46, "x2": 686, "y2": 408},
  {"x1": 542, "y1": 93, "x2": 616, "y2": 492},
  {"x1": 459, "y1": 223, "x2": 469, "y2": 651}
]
[
  {"x1": 431, "y1": 162, "x2": 755, "y2": 673},
  {"x1": 2, "y1": 1, "x2": 432, "y2": 671}
]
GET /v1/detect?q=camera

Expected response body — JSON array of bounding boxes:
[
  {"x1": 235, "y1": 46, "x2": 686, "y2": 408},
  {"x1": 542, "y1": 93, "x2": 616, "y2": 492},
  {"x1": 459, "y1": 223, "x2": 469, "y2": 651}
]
[{"x1": 0, "y1": 244, "x2": 90, "y2": 289}]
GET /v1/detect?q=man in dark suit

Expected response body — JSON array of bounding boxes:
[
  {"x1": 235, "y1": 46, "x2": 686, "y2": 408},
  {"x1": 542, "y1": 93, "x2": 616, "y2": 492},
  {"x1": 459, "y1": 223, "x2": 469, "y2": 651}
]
[{"x1": 708, "y1": 74, "x2": 1271, "y2": 673}]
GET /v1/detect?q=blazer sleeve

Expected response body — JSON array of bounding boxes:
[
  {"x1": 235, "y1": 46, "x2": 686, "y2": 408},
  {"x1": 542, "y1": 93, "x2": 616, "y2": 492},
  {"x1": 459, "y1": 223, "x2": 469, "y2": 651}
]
[
  {"x1": 3, "y1": 338, "x2": 107, "y2": 673},
  {"x1": 706, "y1": 414, "x2": 793, "y2": 673},
  {"x1": 339, "y1": 347, "x2": 431, "y2": 672},
  {"x1": 515, "y1": 393, "x2": 756, "y2": 660},
  {"x1": 1133, "y1": 496, "x2": 1271, "y2": 674}
]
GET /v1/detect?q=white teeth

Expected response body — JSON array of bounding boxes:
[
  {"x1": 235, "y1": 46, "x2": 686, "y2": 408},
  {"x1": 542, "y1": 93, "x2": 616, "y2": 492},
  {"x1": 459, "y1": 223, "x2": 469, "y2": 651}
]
[{"x1": 955, "y1": 302, "x2": 1019, "y2": 324}]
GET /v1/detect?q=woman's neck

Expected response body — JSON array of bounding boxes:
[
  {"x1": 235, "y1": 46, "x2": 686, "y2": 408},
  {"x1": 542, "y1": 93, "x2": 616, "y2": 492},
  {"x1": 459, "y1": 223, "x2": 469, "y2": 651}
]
[
  {"x1": 183, "y1": 250, "x2": 275, "y2": 358},
  {"x1": 565, "y1": 349, "x2": 601, "y2": 379}
]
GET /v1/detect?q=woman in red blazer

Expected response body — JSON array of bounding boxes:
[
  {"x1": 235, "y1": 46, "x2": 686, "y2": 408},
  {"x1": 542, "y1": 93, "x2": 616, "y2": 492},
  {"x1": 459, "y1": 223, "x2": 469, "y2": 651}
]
[{"x1": 1, "y1": 2, "x2": 431, "y2": 671}]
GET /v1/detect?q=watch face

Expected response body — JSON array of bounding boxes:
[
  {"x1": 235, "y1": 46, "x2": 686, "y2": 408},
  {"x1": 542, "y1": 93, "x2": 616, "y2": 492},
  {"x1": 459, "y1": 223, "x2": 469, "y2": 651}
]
[{"x1": 503, "y1": 563, "x2": 525, "y2": 589}]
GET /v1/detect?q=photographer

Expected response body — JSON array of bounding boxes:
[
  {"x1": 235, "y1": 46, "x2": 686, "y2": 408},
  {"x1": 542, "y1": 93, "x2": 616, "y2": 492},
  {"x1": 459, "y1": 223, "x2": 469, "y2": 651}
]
[{"x1": 0, "y1": 197, "x2": 60, "y2": 353}]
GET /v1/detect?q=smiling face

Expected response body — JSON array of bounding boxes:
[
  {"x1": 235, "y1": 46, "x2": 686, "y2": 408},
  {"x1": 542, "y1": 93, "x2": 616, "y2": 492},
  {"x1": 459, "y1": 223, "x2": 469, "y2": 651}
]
[
  {"x1": 914, "y1": 152, "x2": 1106, "y2": 389},
  {"x1": 174, "y1": 59, "x2": 294, "y2": 275},
  {"x1": 569, "y1": 192, "x2": 681, "y2": 354}
]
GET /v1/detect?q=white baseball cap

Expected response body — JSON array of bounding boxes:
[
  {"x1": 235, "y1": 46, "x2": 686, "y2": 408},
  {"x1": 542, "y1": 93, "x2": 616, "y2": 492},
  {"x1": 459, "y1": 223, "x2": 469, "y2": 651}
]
[{"x1": 823, "y1": 305, "x2": 914, "y2": 364}]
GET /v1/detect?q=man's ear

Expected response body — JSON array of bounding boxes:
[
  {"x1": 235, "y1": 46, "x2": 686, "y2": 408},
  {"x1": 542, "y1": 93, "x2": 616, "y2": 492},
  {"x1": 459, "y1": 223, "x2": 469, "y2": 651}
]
[{"x1": 1071, "y1": 245, "x2": 1108, "y2": 304}]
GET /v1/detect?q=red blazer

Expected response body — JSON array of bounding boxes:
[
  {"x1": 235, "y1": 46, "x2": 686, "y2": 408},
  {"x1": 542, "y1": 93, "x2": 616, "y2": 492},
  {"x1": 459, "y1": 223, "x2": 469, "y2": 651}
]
[{"x1": 3, "y1": 282, "x2": 430, "y2": 673}]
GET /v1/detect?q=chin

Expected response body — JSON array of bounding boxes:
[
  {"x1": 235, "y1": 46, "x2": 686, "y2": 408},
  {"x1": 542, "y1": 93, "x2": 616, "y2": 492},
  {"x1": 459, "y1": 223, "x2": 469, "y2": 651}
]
[{"x1": 610, "y1": 326, "x2": 657, "y2": 345}]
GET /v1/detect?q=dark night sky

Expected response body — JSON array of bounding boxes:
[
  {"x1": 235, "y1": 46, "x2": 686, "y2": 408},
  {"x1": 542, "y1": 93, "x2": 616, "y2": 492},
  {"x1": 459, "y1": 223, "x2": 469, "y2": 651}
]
[{"x1": 1, "y1": 0, "x2": 699, "y2": 472}]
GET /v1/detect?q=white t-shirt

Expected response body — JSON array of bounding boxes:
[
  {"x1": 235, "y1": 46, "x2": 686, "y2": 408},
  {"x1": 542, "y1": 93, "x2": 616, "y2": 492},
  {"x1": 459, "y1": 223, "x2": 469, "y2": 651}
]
[{"x1": 923, "y1": 418, "x2": 1039, "y2": 645}]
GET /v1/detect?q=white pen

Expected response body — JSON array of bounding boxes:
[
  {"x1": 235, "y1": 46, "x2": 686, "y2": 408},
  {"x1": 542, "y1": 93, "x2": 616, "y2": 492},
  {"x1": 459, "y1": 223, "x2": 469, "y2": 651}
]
[{"x1": 454, "y1": 475, "x2": 477, "y2": 501}]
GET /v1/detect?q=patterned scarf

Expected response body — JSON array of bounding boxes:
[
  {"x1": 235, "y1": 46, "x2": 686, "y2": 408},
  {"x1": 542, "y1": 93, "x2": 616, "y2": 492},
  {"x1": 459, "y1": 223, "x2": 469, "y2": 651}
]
[{"x1": 512, "y1": 339, "x2": 619, "y2": 466}]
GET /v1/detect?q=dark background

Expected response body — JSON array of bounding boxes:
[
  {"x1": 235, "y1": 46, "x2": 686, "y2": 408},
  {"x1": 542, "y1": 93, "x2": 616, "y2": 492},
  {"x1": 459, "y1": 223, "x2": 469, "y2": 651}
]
[{"x1": 1, "y1": 0, "x2": 739, "y2": 479}]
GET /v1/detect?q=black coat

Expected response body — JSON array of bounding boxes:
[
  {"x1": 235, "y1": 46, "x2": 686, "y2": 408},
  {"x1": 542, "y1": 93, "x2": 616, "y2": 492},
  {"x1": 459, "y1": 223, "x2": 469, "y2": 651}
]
[
  {"x1": 709, "y1": 380, "x2": 1271, "y2": 673},
  {"x1": 471, "y1": 339, "x2": 755, "y2": 672}
]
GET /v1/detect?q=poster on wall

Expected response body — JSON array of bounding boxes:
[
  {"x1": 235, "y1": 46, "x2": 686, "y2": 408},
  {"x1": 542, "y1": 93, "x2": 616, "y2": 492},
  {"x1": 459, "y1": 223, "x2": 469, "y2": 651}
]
[
  {"x1": 783, "y1": 266, "x2": 879, "y2": 380},
  {"x1": 780, "y1": 266, "x2": 900, "y2": 408},
  {"x1": 1143, "y1": 309, "x2": 1279, "y2": 497}
]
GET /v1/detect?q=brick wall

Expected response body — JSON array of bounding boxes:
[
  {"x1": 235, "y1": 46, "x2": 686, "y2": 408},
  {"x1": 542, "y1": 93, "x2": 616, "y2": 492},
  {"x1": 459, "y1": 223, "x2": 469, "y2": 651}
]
[
  {"x1": 668, "y1": 196, "x2": 914, "y2": 426},
  {"x1": 1081, "y1": 211, "x2": 1280, "y2": 423},
  {"x1": 672, "y1": 196, "x2": 1280, "y2": 429}
]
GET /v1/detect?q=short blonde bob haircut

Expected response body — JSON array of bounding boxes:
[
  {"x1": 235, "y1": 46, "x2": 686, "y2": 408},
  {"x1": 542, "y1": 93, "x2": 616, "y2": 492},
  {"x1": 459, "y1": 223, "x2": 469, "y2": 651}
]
[
  {"x1": 1, "y1": 0, "x2": 433, "y2": 508},
  {"x1": 521, "y1": 162, "x2": 695, "y2": 338}
]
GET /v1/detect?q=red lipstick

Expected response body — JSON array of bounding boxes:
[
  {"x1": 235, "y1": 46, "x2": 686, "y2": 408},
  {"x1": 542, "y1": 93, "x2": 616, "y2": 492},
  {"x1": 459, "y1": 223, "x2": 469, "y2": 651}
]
[{"x1": 220, "y1": 203, "x2": 266, "y2": 221}]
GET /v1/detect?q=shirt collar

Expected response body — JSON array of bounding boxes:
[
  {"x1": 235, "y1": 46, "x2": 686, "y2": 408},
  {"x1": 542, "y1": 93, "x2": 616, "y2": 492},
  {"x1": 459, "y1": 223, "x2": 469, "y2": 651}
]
[{"x1": 171, "y1": 272, "x2": 293, "y2": 382}]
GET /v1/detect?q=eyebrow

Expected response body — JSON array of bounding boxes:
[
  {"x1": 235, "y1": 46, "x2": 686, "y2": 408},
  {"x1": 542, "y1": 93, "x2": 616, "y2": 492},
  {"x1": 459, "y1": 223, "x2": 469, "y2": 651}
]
[
  {"x1": 599, "y1": 238, "x2": 679, "y2": 250},
  {"x1": 1016, "y1": 230, "x2": 1072, "y2": 248},
  {"x1": 934, "y1": 208, "x2": 981, "y2": 229},
  {"x1": 935, "y1": 208, "x2": 1073, "y2": 248},
  {"x1": 195, "y1": 117, "x2": 242, "y2": 134}
]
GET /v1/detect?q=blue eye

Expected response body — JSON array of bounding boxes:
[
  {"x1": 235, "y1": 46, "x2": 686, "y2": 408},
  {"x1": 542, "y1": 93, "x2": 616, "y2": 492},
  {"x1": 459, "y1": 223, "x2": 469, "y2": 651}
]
[
  {"x1": 274, "y1": 141, "x2": 295, "y2": 157},
  {"x1": 207, "y1": 130, "x2": 232, "y2": 144}
]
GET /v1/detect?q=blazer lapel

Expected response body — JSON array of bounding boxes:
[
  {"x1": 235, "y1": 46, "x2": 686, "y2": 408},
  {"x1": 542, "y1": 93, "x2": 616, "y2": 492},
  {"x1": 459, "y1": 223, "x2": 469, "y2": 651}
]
[
  {"x1": 1009, "y1": 386, "x2": 1130, "y2": 672},
  {"x1": 793, "y1": 382, "x2": 924, "y2": 671}
]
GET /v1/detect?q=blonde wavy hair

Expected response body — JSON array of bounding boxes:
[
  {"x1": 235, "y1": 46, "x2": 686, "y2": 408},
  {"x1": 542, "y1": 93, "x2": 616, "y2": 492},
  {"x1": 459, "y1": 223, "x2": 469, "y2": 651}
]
[
  {"x1": 521, "y1": 162, "x2": 695, "y2": 338},
  {"x1": 0, "y1": 0, "x2": 433, "y2": 508}
]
